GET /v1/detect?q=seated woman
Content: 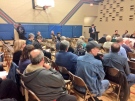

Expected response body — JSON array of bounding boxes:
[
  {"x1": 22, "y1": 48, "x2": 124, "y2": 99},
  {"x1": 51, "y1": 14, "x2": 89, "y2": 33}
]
[
  {"x1": 67, "y1": 38, "x2": 75, "y2": 53},
  {"x1": 13, "y1": 40, "x2": 26, "y2": 65},
  {"x1": 77, "y1": 36, "x2": 86, "y2": 48},
  {"x1": 103, "y1": 35, "x2": 113, "y2": 50},
  {"x1": 74, "y1": 42, "x2": 85, "y2": 56},
  {"x1": 19, "y1": 45, "x2": 35, "y2": 73}
]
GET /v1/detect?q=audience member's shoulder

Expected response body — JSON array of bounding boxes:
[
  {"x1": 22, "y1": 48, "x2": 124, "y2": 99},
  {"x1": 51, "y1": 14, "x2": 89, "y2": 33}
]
[
  {"x1": 77, "y1": 55, "x2": 84, "y2": 60},
  {"x1": 68, "y1": 52, "x2": 77, "y2": 56},
  {"x1": 103, "y1": 53, "x2": 111, "y2": 57}
]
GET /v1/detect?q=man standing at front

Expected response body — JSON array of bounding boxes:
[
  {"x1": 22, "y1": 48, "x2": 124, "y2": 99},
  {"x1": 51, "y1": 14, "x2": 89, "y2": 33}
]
[
  {"x1": 75, "y1": 41, "x2": 109, "y2": 101},
  {"x1": 89, "y1": 24, "x2": 96, "y2": 40}
]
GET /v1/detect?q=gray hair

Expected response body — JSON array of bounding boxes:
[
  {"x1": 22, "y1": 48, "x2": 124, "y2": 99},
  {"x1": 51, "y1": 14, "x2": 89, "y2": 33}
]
[
  {"x1": 30, "y1": 49, "x2": 44, "y2": 65},
  {"x1": 77, "y1": 39, "x2": 84, "y2": 46},
  {"x1": 60, "y1": 40, "x2": 70, "y2": 51},
  {"x1": 60, "y1": 36, "x2": 66, "y2": 41},
  {"x1": 28, "y1": 33, "x2": 35, "y2": 39}
]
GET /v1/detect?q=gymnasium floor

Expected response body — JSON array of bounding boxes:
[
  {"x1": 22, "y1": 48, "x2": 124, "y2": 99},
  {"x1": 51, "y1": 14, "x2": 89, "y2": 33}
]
[{"x1": 77, "y1": 85, "x2": 135, "y2": 101}]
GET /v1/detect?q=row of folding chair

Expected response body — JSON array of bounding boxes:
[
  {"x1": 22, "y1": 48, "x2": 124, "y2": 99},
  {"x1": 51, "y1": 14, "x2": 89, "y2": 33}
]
[
  {"x1": 16, "y1": 69, "x2": 40, "y2": 101},
  {"x1": 57, "y1": 66, "x2": 95, "y2": 101}
]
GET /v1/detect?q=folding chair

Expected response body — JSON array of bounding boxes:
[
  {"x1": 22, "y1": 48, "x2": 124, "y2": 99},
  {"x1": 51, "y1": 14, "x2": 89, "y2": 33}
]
[
  {"x1": 70, "y1": 75, "x2": 95, "y2": 101},
  {"x1": 105, "y1": 67, "x2": 129, "y2": 101},
  {"x1": 57, "y1": 66, "x2": 71, "y2": 93},
  {"x1": 128, "y1": 52, "x2": 135, "y2": 60},
  {"x1": 128, "y1": 61, "x2": 135, "y2": 74},
  {"x1": 20, "y1": 80, "x2": 40, "y2": 101}
]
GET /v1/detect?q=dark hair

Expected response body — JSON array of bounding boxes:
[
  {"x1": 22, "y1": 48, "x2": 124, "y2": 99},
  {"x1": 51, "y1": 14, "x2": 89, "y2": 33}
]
[
  {"x1": 91, "y1": 24, "x2": 94, "y2": 26},
  {"x1": 20, "y1": 45, "x2": 35, "y2": 62},
  {"x1": 30, "y1": 49, "x2": 44, "y2": 65},
  {"x1": 111, "y1": 43, "x2": 120, "y2": 53},
  {"x1": 115, "y1": 30, "x2": 118, "y2": 32},
  {"x1": 57, "y1": 33, "x2": 60, "y2": 35},
  {"x1": 37, "y1": 36, "x2": 43, "y2": 40},
  {"x1": 86, "y1": 44, "x2": 92, "y2": 52}
]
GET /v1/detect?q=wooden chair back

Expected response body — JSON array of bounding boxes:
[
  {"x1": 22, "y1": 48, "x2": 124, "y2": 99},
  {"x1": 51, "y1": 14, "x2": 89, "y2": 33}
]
[
  {"x1": 57, "y1": 66, "x2": 69, "y2": 74},
  {"x1": 128, "y1": 52, "x2": 135, "y2": 60},
  {"x1": 71, "y1": 75, "x2": 95, "y2": 101},
  {"x1": 21, "y1": 80, "x2": 40, "y2": 101},
  {"x1": 128, "y1": 61, "x2": 135, "y2": 73}
]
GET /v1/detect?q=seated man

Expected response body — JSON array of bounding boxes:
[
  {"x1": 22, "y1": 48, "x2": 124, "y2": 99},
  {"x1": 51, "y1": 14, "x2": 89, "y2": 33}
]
[
  {"x1": 103, "y1": 43, "x2": 135, "y2": 87},
  {"x1": 116, "y1": 37, "x2": 130, "y2": 58},
  {"x1": 26, "y1": 33, "x2": 35, "y2": 45},
  {"x1": 75, "y1": 41, "x2": 109, "y2": 98},
  {"x1": 22, "y1": 49, "x2": 77, "y2": 101},
  {"x1": 122, "y1": 38, "x2": 133, "y2": 53},
  {"x1": 35, "y1": 31, "x2": 42, "y2": 39},
  {"x1": 33, "y1": 36, "x2": 51, "y2": 59},
  {"x1": 98, "y1": 34, "x2": 106, "y2": 44},
  {"x1": 55, "y1": 40, "x2": 78, "y2": 79}
]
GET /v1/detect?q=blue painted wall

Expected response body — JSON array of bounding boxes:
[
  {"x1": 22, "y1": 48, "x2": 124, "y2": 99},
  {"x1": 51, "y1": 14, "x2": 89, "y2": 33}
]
[
  {"x1": 0, "y1": 24, "x2": 14, "y2": 40},
  {"x1": 0, "y1": 24, "x2": 82, "y2": 40}
]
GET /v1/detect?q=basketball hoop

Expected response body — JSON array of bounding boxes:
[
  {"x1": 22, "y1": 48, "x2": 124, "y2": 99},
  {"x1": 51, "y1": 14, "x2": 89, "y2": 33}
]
[{"x1": 36, "y1": 0, "x2": 55, "y2": 8}]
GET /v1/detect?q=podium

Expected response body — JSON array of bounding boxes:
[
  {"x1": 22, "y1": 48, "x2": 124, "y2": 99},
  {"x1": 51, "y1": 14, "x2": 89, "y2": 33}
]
[{"x1": 95, "y1": 31, "x2": 99, "y2": 41}]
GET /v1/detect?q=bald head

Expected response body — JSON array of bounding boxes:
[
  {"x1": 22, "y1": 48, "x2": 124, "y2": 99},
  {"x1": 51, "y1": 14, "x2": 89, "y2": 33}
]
[
  {"x1": 111, "y1": 43, "x2": 120, "y2": 53},
  {"x1": 30, "y1": 49, "x2": 44, "y2": 65}
]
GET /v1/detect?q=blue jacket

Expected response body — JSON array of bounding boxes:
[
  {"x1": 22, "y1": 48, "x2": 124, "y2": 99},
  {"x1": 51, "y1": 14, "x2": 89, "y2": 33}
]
[
  {"x1": 103, "y1": 52, "x2": 130, "y2": 76},
  {"x1": 7, "y1": 62, "x2": 19, "y2": 84},
  {"x1": 55, "y1": 51, "x2": 78, "y2": 79},
  {"x1": 75, "y1": 53, "x2": 105, "y2": 96},
  {"x1": 26, "y1": 40, "x2": 32, "y2": 45}
]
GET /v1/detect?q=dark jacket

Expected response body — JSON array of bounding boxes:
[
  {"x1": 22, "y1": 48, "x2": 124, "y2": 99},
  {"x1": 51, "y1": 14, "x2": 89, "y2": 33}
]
[
  {"x1": 68, "y1": 47, "x2": 74, "y2": 53},
  {"x1": 74, "y1": 48, "x2": 85, "y2": 56},
  {"x1": 0, "y1": 78, "x2": 20, "y2": 101},
  {"x1": 89, "y1": 27, "x2": 96, "y2": 34},
  {"x1": 22, "y1": 68, "x2": 66, "y2": 101},
  {"x1": 32, "y1": 40, "x2": 42, "y2": 50},
  {"x1": 0, "y1": 53, "x2": 4, "y2": 71},
  {"x1": 105, "y1": 68, "x2": 130, "y2": 101},
  {"x1": 122, "y1": 44, "x2": 132, "y2": 53},
  {"x1": 13, "y1": 51, "x2": 22, "y2": 66},
  {"x1": 16, "y1": 26, "x2": 26, "y2": 40},
  {"x1": 98, "y1": 37, "x2": 106, "y2": 44},
  {"x1": 130, "y1": 34, "x2": 135, "y2": 38}
]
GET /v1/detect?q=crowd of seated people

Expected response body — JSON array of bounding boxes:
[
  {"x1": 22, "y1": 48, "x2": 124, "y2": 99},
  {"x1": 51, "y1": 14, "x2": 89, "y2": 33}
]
[{"x1": 0, "y1": 29, "x2": 135, "y2": 101}]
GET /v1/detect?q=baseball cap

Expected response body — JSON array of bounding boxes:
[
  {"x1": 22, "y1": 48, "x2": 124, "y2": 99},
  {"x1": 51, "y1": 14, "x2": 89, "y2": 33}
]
[{"x1": 86, "y1": 41, "x2": 101, "y2": 52}]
